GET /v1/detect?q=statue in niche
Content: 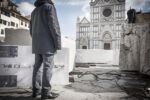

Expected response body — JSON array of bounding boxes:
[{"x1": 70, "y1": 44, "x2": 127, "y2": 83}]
[{"x1": 127, "y1": 9, "x2": 136, "y2": 23}]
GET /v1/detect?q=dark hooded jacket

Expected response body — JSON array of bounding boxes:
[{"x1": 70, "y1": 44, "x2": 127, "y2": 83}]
[{"x1": 30, "y1": 0, "x2": 61, "y2": 54}]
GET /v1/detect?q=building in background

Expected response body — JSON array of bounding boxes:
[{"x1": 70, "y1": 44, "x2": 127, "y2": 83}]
[
  {"x1": 76, "y1": 0, "x2": 125, "y2": 50},
  {"x1": 136, "y1": 12, "x2": 150, "y2": 24},
  {"x1": 0, "y1": 0, "x2": 30, "y2": 41}
]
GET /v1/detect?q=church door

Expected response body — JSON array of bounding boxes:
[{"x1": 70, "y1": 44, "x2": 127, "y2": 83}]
[
  {"x1": 104, "y1": 43, "x2": 110, "y2": 50},
  {"x1": 82, "y1": 46, "x2": 87, "y2": 49}
]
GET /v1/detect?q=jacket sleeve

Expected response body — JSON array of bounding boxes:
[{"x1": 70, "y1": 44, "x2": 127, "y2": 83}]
[
  {"x1": 47, "y1": 5, "x2": 61, "y2": 50},
  {"x1": 30, "y1": 20, "x2": 32, "y2": 37}
]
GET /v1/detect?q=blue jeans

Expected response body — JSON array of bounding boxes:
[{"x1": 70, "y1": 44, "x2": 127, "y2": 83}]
[{"x1": 32, "y1": 54, "x2": 54, "y2": 95}]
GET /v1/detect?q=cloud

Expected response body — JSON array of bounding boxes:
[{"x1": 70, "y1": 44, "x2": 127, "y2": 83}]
[
  {"x1": 16, "y1": 0, "x2": 91, "y2": 19},
  {"x1": 55, "y1": 0, "x2": 90, "y2": 19},
  {"x1": 81, "y1": 1, "x2": 90, "y2": 20},
  {"x1": 18, "y1": 2, "x2": 35, "y2": 16},
  {"x1": 126, "y1": 0, "x2": 150, "y2": 12},
  {"x1": 55, "y1": 0, "x2": 89, "y2": 6}
]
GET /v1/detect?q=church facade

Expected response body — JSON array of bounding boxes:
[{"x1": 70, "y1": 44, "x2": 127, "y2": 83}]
[{"x1": 76, "y1": 0, "x2": 125, "y2": 50}]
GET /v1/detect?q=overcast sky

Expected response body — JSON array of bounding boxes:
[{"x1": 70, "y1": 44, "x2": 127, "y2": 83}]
[{"x1": 11, "y1": 0, "x2": 150, "y2": 38}]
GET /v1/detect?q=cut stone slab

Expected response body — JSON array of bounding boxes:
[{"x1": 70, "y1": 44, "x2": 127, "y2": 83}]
[{"x1": 120, "y1": 23, "x2": 150, "y2": 75}]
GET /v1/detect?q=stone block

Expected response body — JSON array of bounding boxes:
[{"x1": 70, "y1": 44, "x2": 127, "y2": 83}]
[{"x1": 120, "y1": 23, "x2": 150, "y2": 75}]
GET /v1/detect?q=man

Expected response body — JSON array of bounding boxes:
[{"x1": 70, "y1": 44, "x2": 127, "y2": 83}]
[{"x1": 30, "y1": 0, "x2": 61, "y2": 99}]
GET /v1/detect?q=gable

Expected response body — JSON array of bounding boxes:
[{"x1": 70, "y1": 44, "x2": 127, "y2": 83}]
[{"x1": 80, "y1": 17, "x2": 90, "y2": 24}]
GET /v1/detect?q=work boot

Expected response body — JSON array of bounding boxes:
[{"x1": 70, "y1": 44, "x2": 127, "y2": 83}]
[
  {"x1": 41, "y1": 92, "x2": 59, "y2": 100},
  {"x1": 32, "y1": 89, "x2": 41, "y2": 98}
]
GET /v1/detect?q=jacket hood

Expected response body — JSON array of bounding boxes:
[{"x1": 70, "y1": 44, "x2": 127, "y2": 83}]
[{"x1": 34, "y1": 0, "x2": 53, "y2": 7}]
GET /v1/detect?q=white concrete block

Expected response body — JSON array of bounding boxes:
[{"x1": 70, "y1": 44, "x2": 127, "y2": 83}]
[
  {"x1": 76, "y1": 49, "x2": 119, "y2": 65},
  {"x1": 0, "y1": 46, "x2": 70, "y2": 87}
]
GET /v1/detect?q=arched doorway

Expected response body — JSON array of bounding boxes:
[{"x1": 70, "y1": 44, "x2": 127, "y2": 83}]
[
  {"x1": 104, "y1": 43, "x2": 110, "y2": 50},
  {"x1": 82, "y1": 46, "x2": 87, "y2": 49},
  {"x1": 80, "y1": 38, "x2": 88, "y2": 49},
  {"x1": 103, "y1": 33, "x2": 112, "y2": 50}
]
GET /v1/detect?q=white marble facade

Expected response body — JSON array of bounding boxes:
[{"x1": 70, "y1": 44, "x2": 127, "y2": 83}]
[{"x1": 76, "y1": 0, "x2": 125, "y2": 50}]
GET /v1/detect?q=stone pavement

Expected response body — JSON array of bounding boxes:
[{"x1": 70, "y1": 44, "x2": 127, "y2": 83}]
[{"x1": 0, "y1": 67, "x2": 150, "y2": 100}]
